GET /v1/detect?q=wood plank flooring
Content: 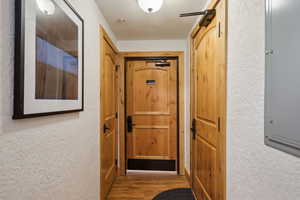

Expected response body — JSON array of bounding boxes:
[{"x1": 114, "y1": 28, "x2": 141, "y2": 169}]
[{"x1": 107, "y1": 171, "x2": 190, "y2": 200}]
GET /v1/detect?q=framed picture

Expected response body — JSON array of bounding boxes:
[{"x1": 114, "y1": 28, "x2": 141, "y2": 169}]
[{"x1": 14, "y1": 0, "x2": 84, "y2": 119}]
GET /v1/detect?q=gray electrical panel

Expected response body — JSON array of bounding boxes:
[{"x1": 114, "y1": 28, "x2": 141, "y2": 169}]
[{"x1": 265, "y1": 0, "x2": 300, "y2": 157}]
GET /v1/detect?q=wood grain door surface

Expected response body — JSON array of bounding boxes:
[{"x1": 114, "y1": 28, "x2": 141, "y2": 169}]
[
  {"x1": 126, "y1": 60, "x2": 177, "y2": 164},
  {"x1": 101, "y1": 39, "x2": 118, "y2": 199},
  {"x1": 191, "y1": 0, "x2": 226, "y2": 199}
]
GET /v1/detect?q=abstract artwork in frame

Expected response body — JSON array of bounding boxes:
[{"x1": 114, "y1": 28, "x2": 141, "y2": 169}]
[{"x1": 14, "y1": 0, "x2": 84, "y2": 119}]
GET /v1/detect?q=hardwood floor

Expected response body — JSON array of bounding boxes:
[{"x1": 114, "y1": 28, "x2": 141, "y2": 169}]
[{"x1": 107, "y1": 171, "x2": 190, "y2": 200}]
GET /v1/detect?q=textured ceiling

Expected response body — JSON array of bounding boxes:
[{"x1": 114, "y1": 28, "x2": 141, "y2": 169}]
[{"x1": 96, "y1": 0, "x2": 207, "y2": 40}]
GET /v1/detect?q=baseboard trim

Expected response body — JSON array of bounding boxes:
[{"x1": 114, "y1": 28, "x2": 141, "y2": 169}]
[
  {"x1": 185, "y1": 168, "x2": 192, "y2": 187},
  {"x1": 117, "y1": 167, "x2": 122, "y2": 176}
]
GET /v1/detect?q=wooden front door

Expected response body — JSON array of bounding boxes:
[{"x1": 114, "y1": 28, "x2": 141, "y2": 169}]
[
  {"x1": 190, "y1": 0, "x2": 226, "y2": 199},
  {"x1": 100, "y1": 38, "x2": 118, "y2": 199},
  {"x1": 126, "y1": 59, "x2": 177, "y2": 171}
]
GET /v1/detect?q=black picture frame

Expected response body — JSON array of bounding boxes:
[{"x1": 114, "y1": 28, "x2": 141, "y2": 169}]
[{"x1": 13, "y1": 0, "x2": 84, "y2": 119}]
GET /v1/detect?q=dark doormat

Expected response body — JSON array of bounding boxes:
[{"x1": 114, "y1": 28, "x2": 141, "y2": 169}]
[{"x1": 153, "y1": 188, "x2": 195, "y2": 200}]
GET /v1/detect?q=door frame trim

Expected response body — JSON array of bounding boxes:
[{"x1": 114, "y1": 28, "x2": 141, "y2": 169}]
[
  {"x1": 190, "y1": 0, "x2": 227, "y2": 199},
  {"x1": 119, "y1": 51, "x2": 185, "y2": 175},
  {"x1": 99, "y1": 26, "x2": 119, "y2": 200}
]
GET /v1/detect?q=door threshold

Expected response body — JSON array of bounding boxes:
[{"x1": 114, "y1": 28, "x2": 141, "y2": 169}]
[{"x1": 126, "y1": 170, "x2": 178, "y2": 176}]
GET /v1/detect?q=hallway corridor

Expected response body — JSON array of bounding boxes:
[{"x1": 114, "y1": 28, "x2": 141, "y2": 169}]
[
  {"x1": 2, "y1": 0, "x2": 300, "y2": 199},
  {"x1": 107, "y1": 171, "x2": 190, "y2": 200}
]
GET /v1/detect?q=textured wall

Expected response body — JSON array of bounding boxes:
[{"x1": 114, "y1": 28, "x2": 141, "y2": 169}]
[
  {"x1": 227, "y1": 0, "x2": 300, "y2": 199},
  {"x1": 184, "y1": 39, "x2": 191, "y2": 172},
  {"x1": 118, "y1": 40, "x2": 187, "y2": 52},
  {"x1": 184, "y1": 40, "x2": 191, "y2": 174},
  {"x1": 0, "y1": 0, "x2": 116, "y2": 199}
]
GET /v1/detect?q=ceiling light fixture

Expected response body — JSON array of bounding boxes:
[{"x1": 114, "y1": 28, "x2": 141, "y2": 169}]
[
  {"x1": 36, "y1": 0, "x2": 56, "y2": 15},
  {"x1": 137, "y1": 0, "x2": 163, "y2": 13}
]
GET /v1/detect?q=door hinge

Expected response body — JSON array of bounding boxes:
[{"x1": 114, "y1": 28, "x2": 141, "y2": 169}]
[
  {"x1": 218, "y1": 22, "x2": 221, "y2": 38},
  {"x1": 218, "y1": 117, "x2": 221, "y2": 132},
  {"x1": 115, "y1": 112, "x2": 118, "y2": 119},
  {"x1": 115, "y1": 65, "x2": 120, "y2": 72}
]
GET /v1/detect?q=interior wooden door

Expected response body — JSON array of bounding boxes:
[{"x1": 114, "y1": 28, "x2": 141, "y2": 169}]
[
  {"x1": 100, "y1": 39, "x2": 118, "y2": 199},
  {"x1": 126, "y1": 59, "x2": 177, "y2": 171},
  {"x1": 190, "y1": 0, "x2": 226, "y2": 199}
]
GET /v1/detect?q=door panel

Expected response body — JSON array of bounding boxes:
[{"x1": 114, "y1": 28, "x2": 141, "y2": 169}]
[
  {"x1": 134, "y1": 68, "x2": 169, "y2": 114},
  {"x1": 191, "y1": 0, "x2": 226, "y2": 199},
  {"x1": 101, "y1": 40, "x2": 117, "y2": 199},
  {"x1": 196, "y1": 27, "x2": 217, "y2": 123},
  {"x1": 196, "y1": 25, "x2": 218, "y2": 148},
  {"x1": 194, "y1": 137, "x2": 217, "y2": 200},
  {"x1": 193, "y1": 18, "x2": 218, "y2": 200},
  {"x1": 126, "y1": 60, "x2": 177, "y2": 167},
  {"x1": 133, "y1": 127, "x2": 169, "y2": 158}
]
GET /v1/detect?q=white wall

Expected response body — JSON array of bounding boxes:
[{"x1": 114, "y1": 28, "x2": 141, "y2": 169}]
[
  {"x1": 118, "y1": 40, "x2": 186, "y2": 52},
  {"x1": 184, "y1": 39, "x2": 191, "y2": 172},
  {"x1": 0, "y1": 0, "x2": 116, "y2": 199},
  {"x1": 227, "y1": 0, "x2": 300, "y2": 199}
]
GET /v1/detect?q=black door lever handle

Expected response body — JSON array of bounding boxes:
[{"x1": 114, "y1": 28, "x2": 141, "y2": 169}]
[
  {"x1": 127, "y1": 116, "x2": 134, "y2": 132},
  {"x1": 103, "y1": 124, "x2": 110, "y2": 133},
  {"x1": 191, "y1": 119, "x2": 196, "y2": 140}
]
